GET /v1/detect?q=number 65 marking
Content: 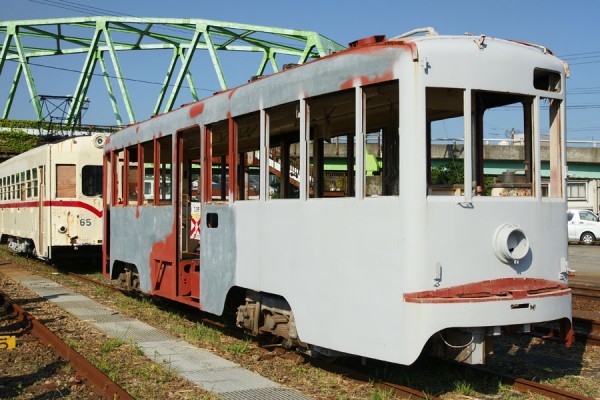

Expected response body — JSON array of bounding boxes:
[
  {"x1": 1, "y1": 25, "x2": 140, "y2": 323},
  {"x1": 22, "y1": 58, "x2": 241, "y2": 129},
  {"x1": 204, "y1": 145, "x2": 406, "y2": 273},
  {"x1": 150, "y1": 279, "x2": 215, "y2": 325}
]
[{"x1": 79, "y1": 218, "x2": 92, "y2": 226}]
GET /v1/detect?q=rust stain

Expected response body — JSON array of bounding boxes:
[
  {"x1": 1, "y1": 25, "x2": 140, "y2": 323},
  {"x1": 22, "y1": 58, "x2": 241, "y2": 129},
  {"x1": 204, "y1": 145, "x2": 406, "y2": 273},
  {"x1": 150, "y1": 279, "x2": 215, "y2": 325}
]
[
  {"x1": 189, "y1": 103, "x2": 205, "y2": 119},
  {"x1": 227, "y1": 87, "x2": 238, "y2": 99},
  {"x1": 401, "y1": 41, "x2": 418, "y2": 60}
]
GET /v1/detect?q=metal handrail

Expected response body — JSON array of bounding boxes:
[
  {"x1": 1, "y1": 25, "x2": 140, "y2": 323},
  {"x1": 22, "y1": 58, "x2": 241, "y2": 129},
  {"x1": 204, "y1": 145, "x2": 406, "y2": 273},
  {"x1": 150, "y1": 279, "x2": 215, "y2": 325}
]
[{"x1": 431, "y1": 137, "x2": 600, "y2": 148}]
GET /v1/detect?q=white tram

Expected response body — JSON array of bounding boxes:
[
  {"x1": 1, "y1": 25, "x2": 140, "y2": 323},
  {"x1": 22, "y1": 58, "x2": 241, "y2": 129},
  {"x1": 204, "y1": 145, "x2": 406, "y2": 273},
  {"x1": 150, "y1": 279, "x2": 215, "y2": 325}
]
[
  {"x1": 0, "y1": 135, "x2": 105, "y2": 261},
  {"x1": 103, "y1": 29, "x2": 572, "y2": 365}
]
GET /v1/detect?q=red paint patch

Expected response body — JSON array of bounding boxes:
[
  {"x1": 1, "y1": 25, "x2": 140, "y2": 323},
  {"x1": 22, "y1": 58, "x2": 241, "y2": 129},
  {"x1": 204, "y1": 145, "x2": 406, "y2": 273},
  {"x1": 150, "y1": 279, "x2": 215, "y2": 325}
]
[
  {"x1": 136, "y1": 126, "x2": 139, "y2": 133},
  {"x1": 149, "y1": 218, "x2": 177, "y2": 296},
  {"x1": 404, "y1": 278, "x2": 570, "y2": 303},
  {"x1": 189, "y1": 103, "x2": 205, "y2": 119},
  {"x1": 227, "y1": 88, "x2": 238, "y2": 99},
  {"x1": 135, "y1": 207, "x2": 140, "y2": 219}
]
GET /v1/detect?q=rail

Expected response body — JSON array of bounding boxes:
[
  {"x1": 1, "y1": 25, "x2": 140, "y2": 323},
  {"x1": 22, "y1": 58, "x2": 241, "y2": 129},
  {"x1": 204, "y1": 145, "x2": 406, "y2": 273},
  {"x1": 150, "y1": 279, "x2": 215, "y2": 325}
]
[
  {"x1": 12, "y1": 262, "x2": 598, "y2": 400},
  {"x1": 0, "y1": 289, "x2": 134, "y2": 400}
]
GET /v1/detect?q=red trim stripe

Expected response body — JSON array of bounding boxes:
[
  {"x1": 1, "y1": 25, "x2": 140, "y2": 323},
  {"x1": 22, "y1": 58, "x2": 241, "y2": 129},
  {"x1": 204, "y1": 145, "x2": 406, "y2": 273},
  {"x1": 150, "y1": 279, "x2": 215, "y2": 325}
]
[{"x1": 0, "y1": 200, "x2": 103, "y2": 218}]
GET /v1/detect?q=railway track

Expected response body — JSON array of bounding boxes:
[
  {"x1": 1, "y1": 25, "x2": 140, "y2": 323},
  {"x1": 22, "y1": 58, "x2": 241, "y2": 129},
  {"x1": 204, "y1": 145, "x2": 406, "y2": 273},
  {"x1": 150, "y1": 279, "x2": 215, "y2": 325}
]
[
  {"x1": 63, "y1": 271, "x2": 599, "y2": 400},
  {"x1": 569, "y1": 282, "x2": 600, "y2": 346},
  {"x1": 3, "y1": 255, "x2": 597, "y2": 399},
  {"x1": 467, "y1": 365, "x2": 596, "y2": 400},
  {"x1": 0, "y1": 290, "x2": 133, "y2": 400},
  {"x1": 570, "y1": 282, "x2": 600, "y2": 299}
]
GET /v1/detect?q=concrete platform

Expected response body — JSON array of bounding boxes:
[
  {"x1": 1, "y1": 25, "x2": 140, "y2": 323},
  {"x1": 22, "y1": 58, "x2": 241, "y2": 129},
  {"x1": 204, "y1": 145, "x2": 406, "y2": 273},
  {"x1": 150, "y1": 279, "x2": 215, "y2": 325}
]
[{"x1": 0, "y1": 264, "x2": 311, "y2": 400}]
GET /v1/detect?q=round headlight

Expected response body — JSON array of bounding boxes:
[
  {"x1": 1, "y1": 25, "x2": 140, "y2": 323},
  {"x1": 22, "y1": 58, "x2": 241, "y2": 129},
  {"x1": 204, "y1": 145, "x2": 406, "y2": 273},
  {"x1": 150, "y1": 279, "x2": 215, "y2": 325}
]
[{"x1": 493, "y1": 224, "x2": 529, "y2": 264}]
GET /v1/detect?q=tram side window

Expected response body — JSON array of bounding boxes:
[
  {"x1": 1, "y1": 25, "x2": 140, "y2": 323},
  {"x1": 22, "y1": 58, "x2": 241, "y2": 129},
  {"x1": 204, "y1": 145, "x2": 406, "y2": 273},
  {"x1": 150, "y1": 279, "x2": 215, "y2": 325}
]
[
  {"x1": 26, "y1": 170, "x2": 31, "y2": 198},
  {"x1": 540, "y1": 97, "x2": 563, "y2": 198},
  {"x1": 56, "y1": 164, "x2": 76, "y2": 198},
  {"x1": 19, "y1": 172, "x2": 25, "y2": 200},
  {"x1": 127, "y1": 145, "x2": 139, "y2": 205},
  {"x1": 15, "y1": 173, "x2": 20, "y2": 200},
  {"x1": 82, "y1": 165, "x2": 102, "y2": 197},
  {"x1": 157, "y1": 136, "x2": 172, "y2": 204},
  {"x1": 267, "y1": 102, "x2": 300, "y2": 200},
  {"x1": 141, "y1": 141, "x2": 154, "y2": 204},
  {"x1": 33, "y1": 168, "x2": 38, "y2": 198},
  {"x1": 112, "y1": 150, "x2": 124, "y2": 204},
  {"x1": 207, "y1": 120, "x2": 229, "y2": 202},
  {"x1": 472, "y1": 91, "x2": 534, "y2": 197},
  {"x1": 364, "y1": 81, "x2": 399, "y2": 197},
  {"x1": 236, "y1": 112, "x2": 260, "y2": 200},
  {"x1": 426, "y1": 87, "x2": 466, "y2": 196},
  {"x1": 308, "y1": 89, "x2": 355, "y2": 198}
]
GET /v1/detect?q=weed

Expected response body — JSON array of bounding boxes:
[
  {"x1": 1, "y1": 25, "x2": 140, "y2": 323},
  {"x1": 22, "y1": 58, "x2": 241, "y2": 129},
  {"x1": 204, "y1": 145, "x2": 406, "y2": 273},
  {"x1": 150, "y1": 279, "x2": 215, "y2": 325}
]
[
  {"x1": 129, "y1": 337, "x2": 145, "y2": 356},
  {"x1": 101, "y1": 338, "x2": 125, "y2": 353},
  {"x1": 188, "y1": 323, "x2": 221, "y2": 344},
  {"x1": 370, "y1": 387, "x2": 395, "y2": 400},
  {"x1": 453, "y1": 379, "x2": 474, "y2": 396},
  {"x1": 225, "y1": 338, "x2": 251, "y2": 355}
]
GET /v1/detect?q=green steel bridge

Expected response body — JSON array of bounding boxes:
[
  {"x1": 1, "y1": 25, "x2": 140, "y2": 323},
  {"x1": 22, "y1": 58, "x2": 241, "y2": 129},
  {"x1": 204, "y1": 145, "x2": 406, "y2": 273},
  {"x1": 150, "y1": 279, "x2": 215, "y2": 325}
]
[{"x1": 0, "y1": 17, "x2": 345, "y2": 126}]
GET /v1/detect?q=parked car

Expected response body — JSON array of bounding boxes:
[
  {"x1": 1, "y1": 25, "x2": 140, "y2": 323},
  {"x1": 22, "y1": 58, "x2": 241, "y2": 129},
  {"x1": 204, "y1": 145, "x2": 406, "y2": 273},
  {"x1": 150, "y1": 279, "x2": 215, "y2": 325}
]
[{"x1": 567, "y1": 209, "x2": 600, "y2": 244}]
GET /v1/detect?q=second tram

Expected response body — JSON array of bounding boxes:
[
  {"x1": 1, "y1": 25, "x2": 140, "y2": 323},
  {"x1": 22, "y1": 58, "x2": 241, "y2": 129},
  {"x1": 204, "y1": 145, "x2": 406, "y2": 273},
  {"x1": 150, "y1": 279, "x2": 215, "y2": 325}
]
[{"x1": 0, "y1": 135, "x2": 105, "y2": 261}]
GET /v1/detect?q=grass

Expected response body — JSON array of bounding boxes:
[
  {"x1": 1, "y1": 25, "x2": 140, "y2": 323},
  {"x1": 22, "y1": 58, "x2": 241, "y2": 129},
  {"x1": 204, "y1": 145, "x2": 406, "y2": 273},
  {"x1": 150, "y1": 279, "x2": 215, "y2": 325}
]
[
  {"x1": 186, "y1": 322, "x2": 222, "y2": 345},
  {"x1": 224, "y1": 338, "x2": 251, "y2": 355},
  {"x1": 453, "y1": 379, "x2": 474, "y2": 396},
  {"x1": 101, "y1": 338, "x2": 125, "y2": 353},
  {"x1": 370, "y1": 387, "x2": 396, "y2": 400}
]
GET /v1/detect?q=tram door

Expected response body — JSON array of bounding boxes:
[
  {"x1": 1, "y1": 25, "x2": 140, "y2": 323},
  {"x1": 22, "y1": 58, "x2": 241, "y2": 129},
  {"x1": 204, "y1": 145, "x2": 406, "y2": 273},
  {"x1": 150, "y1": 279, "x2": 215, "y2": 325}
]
[{"x1": 175, "y1": 128, "x2": 201, "y2": 300}]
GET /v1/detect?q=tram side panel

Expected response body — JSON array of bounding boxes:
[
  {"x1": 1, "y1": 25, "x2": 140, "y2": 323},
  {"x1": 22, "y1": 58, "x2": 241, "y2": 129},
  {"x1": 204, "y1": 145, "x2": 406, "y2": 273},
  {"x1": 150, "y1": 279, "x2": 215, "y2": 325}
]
[
  {"x1": 0, "y1": 146, "x2": 49, "y2": 256},
  {"x1": 107, "y1": 205, "x2": 175, "y2": 292}
]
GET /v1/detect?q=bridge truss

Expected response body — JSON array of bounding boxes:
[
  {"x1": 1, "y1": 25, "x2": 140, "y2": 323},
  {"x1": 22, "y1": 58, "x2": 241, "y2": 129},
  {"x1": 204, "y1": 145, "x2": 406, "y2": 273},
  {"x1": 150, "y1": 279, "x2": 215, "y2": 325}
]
[{"x1": 0, "y1": 17, "x2": 345, "y2": 126}]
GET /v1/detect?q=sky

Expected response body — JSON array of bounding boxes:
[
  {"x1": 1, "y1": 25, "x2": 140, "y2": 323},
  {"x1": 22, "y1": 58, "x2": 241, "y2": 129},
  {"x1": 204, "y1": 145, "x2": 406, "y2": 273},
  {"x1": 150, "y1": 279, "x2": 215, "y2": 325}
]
[{"x1": 2, "y1": 0, "x2": 600, "y2": 143}]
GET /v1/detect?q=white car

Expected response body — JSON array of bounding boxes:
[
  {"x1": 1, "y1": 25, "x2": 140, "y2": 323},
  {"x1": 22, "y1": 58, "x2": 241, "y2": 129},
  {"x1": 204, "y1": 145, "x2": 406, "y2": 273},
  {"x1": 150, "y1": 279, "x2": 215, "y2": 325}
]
[{"x1": 567, "y1": 209, "x2": 600, "y2": 245}]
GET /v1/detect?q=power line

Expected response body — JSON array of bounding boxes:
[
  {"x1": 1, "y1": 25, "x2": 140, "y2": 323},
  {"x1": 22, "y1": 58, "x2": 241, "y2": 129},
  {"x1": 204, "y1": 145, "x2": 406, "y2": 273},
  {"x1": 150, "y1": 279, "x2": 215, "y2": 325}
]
[
  {"x1": 4, "y1": 58, "x2": 217, "y2": 93},
  {"x1": 559, "y1": 50, "x2": 600, "y2": 58},
  {"x1": 26, "y1": 0, "x2": 127, "y2": 16}
]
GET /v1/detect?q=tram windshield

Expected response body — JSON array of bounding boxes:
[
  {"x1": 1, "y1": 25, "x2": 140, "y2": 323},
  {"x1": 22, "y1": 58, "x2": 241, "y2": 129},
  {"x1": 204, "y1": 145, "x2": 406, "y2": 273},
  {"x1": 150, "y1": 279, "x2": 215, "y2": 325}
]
[
  {"x1": 426, "y1": 86, "x2": 562, "y2": 199},
  {"x1": 82, "y1": 165, "x2": 103, "y2": 197}
]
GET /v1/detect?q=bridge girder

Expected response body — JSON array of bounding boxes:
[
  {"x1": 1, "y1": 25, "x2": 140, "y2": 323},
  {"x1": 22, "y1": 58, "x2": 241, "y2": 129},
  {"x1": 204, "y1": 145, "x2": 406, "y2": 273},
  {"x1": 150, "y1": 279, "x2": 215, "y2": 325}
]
[{"x1": 0, "y1": 16, "x2": 345, "y2": 126}]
